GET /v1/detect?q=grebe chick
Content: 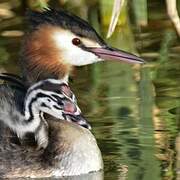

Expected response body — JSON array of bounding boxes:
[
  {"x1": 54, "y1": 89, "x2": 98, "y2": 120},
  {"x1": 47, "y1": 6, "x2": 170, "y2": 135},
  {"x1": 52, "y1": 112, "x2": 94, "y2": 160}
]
[
  {"x1": 21, "y1": 8, "x2": 144, "y2": 85},
  {"x1": 0, "y1": 74, "x2": 90, "y2": 149}
]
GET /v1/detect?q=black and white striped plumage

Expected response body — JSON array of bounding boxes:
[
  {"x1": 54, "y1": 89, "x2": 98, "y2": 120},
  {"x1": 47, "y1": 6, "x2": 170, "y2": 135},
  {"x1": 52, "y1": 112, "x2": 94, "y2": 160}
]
[{"x1": 0, "y1": 74, "x2": 90, "y2": 149}]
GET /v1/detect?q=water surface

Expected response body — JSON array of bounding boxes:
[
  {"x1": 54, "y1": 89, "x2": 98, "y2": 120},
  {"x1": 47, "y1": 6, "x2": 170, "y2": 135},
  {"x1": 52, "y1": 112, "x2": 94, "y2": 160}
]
[{"x1": 0, "y1": 1, "x2": 179, "y2": 180}]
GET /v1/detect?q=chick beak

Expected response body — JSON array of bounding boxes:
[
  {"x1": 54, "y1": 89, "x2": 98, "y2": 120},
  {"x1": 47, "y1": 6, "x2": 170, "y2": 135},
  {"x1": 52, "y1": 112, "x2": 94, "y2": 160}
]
[
  {"x1": 88, "y1": 46, "x2": 145, "y2": 64},
  {"x1": 66, "y1": 114, "x2": 91, "y2": 130}
]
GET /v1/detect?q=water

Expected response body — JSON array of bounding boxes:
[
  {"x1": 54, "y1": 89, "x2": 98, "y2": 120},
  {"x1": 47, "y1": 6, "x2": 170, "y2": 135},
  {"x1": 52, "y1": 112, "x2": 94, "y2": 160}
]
[{"x1": 0, "y1": 1, "x2": 179, "y2": 180}]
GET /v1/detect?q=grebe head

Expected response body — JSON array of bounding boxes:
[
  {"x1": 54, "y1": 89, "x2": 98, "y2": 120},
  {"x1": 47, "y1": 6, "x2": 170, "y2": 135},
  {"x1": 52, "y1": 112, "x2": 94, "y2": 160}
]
[
  {"x1": 25, "y1": 79, "x2": 91, "y2": 130},
  {"x1": 21, "y1": 8, "x2": 144, "y2": 83}
]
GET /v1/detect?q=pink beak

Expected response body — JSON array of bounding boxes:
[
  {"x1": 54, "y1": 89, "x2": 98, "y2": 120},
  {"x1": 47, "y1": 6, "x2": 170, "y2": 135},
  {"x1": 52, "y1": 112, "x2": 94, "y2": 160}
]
[{"x1": 88, "y1": 46, "x2": 144, "y2": 64}]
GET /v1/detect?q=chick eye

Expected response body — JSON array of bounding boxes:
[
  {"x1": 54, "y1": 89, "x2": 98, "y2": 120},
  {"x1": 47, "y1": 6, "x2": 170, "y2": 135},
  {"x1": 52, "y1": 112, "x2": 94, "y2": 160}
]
[{"x1": 72, "y1": 38, "x2": 81, "y2": 46}]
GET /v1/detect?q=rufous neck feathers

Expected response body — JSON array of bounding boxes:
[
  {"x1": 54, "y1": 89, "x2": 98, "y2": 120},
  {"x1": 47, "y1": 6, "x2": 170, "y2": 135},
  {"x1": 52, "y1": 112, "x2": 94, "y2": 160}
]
[{"x1": 20, "y1": 25, "x2": 72, "y2": 85}]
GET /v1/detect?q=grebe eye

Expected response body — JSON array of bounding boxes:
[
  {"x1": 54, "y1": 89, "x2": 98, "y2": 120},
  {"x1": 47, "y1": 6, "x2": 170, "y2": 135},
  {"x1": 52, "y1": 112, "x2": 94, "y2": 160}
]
[{"x1": 72, "y1": 38, "x2": 81, "y2": 46}]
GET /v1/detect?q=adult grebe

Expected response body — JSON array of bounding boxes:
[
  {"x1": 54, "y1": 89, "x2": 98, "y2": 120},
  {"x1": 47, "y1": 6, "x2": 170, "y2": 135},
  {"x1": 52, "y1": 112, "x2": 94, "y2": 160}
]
[{"x1": 20, "y1": 8, "x2": 144, "y2": 85}]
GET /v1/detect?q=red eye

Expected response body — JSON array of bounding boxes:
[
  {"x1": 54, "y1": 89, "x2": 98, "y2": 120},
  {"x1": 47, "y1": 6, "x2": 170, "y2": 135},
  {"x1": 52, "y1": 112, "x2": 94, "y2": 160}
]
[{"x1": 72, "y1": 38, "x2": 81, "y2": 46}]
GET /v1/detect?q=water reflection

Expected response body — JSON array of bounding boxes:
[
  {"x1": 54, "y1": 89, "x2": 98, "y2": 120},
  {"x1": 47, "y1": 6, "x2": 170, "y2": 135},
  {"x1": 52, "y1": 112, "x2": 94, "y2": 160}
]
[{"x1": 0, "y1": 1, "x2": 179, "y2": 180}]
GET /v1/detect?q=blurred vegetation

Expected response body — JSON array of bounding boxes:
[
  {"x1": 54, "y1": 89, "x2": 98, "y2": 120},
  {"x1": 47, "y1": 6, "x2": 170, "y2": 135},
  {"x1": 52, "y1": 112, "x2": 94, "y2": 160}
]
[
  {"x1": 0, "y1": 48, "x2": 9, "y2": 64},
  {"x1": 27, "y1": 0, "x2": 49, "y2": 9},
  {"x1": 0, "y1": 0, "x2": 179, "y2": 180}
]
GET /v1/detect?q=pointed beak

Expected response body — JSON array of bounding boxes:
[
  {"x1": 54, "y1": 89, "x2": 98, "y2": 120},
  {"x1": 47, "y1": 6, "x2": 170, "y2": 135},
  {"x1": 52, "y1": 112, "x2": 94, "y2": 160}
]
[
  {"x1": 66, "y1": 114, "x2": 91, "y2": 130},
  {"x1": 88, "y1": 46, "x2": 145, "y2": 64},
  {"x1": 75, "y1": 115, "x2": 92, "y2": 130}
]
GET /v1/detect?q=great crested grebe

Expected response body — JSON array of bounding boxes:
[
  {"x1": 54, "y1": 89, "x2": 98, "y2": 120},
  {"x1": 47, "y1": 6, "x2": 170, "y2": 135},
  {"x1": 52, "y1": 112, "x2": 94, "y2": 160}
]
[
  {"x1": 0, "y1": 74, "x2": 90, "y2": 149},
  {"x1": 20, "y1": 8, "x2": 144, "y2": 85},
  {"x1": 0, "y1": 8, "x2": 144, "y2": 177},
  {"x1": 0, "y1": 75, "x2": 102, "y2": 178}
]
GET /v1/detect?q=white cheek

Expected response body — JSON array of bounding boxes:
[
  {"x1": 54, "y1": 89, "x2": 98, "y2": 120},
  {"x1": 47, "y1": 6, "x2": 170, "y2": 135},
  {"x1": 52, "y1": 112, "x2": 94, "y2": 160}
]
[
  {"x1": 63, "y1": 46, "x2": 100, "y2": 66},
  {"x1": 53, "y1": 31, "x2": 102, "y2": 66}
]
